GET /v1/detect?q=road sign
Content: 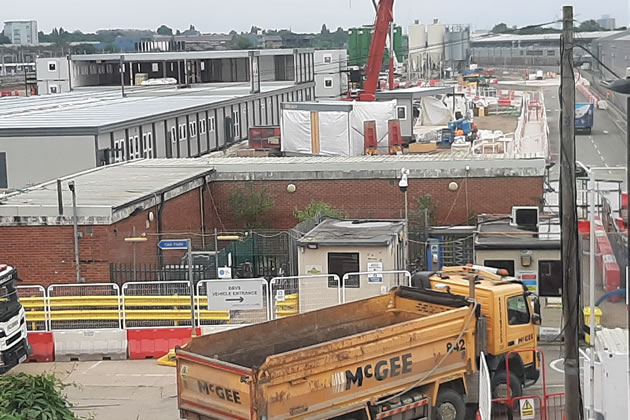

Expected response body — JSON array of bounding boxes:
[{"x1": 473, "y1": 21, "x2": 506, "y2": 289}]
[
  {"x1": 157, "y1": 239, "x2": 189, "y2": 250},
  {"x1": 478, "y1": 352, "x2": 491, "y2": 420},
  {"x1": 519, "y1": 398, "x2": 536, "y2": 419},
  {"x1": 207, "y1": 279, "x2": 264, "y2": 310}
]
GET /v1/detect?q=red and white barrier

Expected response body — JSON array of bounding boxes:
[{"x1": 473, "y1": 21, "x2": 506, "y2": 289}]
[
  {"x1": 25, "y1": 332, "x2": 54, "y2": 363},
  {"x1": 127, "y1": 328, "x2": 200, "y2": 360},
  {"x1": 594, "y1": 217, "x2": 621, "y2": 302}
]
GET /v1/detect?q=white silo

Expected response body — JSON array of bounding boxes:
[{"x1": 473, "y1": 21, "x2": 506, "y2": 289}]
[
  {"x1": 408, "y1": 20, "x2": 427, "y2": 77},
  {"x1": 427, "y1": 18, "x2": 445, "y2": 68}
]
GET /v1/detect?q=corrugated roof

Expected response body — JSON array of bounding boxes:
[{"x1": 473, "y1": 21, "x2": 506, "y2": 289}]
[{"x1": 299, "y1": 219, "x2": 405, "y2": 246}]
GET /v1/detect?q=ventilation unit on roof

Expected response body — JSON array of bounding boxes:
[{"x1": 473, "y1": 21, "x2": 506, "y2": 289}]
[{"x1": 511, "y1": 206, "x2": 539, "y2": 231}]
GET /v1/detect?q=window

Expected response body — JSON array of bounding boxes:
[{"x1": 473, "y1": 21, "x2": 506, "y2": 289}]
[
  {"x1": 507, "y1": 295, "x2": 530, "y2": 325},
  {"x1": 48, "y1": 61, "x2": 56, "y2": 72},
  {"x1": 323, "y1": 54, "x2": 332, "y2": 64},
  {"x1": 128, "y1": 136, "x2": 140, "y2": 160},
  {"x1": 538, "y1": 260, "x2": 562, "y2": 297},
  {"x1": 49, "y1": 85, "x2": 58, "y2": 94},
  {"x1": 170, "y1": 126, "x2": 177, "y2": 144},
  {"x1": 233, "y1": 110, "x2": 240, "y2": 139},
  {"x1": 152, "y1": 63, "x2": 159, "y2": 72},
  {"x1": 328, "y1": 253, "x2": 359, "y2": 288},
  {"x1": 547, "y1": 50, "x2": 556, "y2": 56},
  {"x1": 143, "y1": 132, "x2": 154, "y2": 158},
  {"x1": 200, "y1": 119, "x2": 207, "y2": 135},
  {"x1": 484, "y1": 260, "x2": 515, "y2": 276},
  {"x1": 324, "y1": 77, "x2": 333, "y2": 88},
  {"x1": 189, "y1": 121, "x2": 197, "y2": 138},
  {"x1": 201, "y1": 62, "x2": 206, "y2": 71},
  {"x1": 179, "y1": 124, "x2": 187, "y2": 141},
  {"x1": 114, "y1": 139, "x2": 126, "y2": 162},
  {"x1": 396, "y1": 106, "x2": 407, "y2": 120},
  {"x1": 208, "y1": 116, "x2": 216, "y2": 132}
]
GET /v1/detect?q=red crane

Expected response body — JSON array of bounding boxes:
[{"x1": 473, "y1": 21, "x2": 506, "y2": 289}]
[{"x1": 357, "y1": 0, "x2": 395, "y2": 101}]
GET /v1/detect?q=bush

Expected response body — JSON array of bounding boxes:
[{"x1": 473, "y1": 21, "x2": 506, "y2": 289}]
[
  {"x1": 294, "y1": 201, "x2": 345, "y2": 222},
  {"x1": 229, "y1": 186, "x2": 275, "y2": 229},
  {"x1": 0, "y1": 373, "x2": 79, "y2": 420}
]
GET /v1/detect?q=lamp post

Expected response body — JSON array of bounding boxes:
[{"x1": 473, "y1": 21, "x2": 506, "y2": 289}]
[{"x1": 601, "y1": 67, "x2": 630, "y2": 417}]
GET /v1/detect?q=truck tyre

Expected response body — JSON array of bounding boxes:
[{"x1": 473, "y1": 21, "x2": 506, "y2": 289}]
[
  {"x1": 492, "y1": 370, "x2": 522, "y2": 399},
  {"x1": 434, "y1": 388, "x2": 466, "y2": 420}
]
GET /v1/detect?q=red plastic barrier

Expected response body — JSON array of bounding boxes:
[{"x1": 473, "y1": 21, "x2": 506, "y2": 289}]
[
  {"x1": 127, "y1": 328, "x2": 201, "y2": 360},
  {"x1": 26, "y1": 332, "x2": 54, "y2": 363},
  {"x1": 594, "y1": 217, "x2": 621, "y2": 302},
  {"x1": 578, "y1": 220, "x2": 590, "y2": 236}
]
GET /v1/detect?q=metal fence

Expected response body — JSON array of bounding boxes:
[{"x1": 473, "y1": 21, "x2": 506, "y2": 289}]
[
  {"x1": 268, "y1": 274, "x2": 342, "y2": 320},
  {"x1": 121, "y1": 281, "x2": 194, "y2": 329},
  {"x1": 110, "y1": 264, "x2": 209, "y2": 286},
  {"x1": 47, "y1": 283, "x2": 121, "y2": 330},
  {"x1": 16, "y1": 285, "x2": 47, "y2": 331}
]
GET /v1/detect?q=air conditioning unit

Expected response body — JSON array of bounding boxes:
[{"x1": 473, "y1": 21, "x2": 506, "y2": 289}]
[{"x1": 511, "y1": 206, "x2": 539, "y2": 230}]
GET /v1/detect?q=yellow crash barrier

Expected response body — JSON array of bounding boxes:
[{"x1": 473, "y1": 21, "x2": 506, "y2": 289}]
[{"x1": 275, "y1": 293, "x2": 299, "y2": 318}]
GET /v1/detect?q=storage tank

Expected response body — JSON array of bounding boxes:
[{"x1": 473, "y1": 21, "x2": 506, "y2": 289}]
[
  {"x1": 427, "y1": 18, "x2": 445, "y2": 65},
  {"x1": 408, "y1": 20, "x2": 427, "y2": 75}
]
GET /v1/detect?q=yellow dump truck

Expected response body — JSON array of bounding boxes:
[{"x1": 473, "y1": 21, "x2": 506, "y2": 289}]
[{"x1": 176, "y1": 266, "x2": 541, "y2": 420}]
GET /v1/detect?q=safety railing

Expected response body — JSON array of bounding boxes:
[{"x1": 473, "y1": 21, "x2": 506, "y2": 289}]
[
  {"x1": 47, "y1": 283, "x2": 121, "y2": 330},
  {"x1": 196, "y1": 278, "x2": 268, "y2": 326},
  {"x1": 268, "y1": 274, "x2": 341, "y2": 320},
  {"x1": 341, "y1": 270, "x2": 411, "y2": 303},
  {"x1": 16, "y1": 285, "x2": 47, "y2": 331}
]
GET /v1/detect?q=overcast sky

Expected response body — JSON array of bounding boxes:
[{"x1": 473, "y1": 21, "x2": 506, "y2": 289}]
[{"x1": 2, "y1": 0, "x2": 627, "y2": 33}]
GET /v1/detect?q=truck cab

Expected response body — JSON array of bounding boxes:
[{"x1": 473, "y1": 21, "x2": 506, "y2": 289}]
[
  {"x1": 0, "y1": 264, "x2": 30, "y2": 373},
  {"x1": 414, "y1": 265, "x2": 541, "y2": 397}
]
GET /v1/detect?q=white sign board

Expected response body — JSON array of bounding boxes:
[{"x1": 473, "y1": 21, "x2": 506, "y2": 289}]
[
  {"x1": 478, "y1": 352, "x2": 492, "y2": 420},
  {"x1": 519, "y1": 398, "x2": 536, "y2": 420},
  {"x1": 207, "y1": 280, "x2": 264, "y2": 310},
  {"x1": 367, "y1": 262, "x2": 384, "y2": 284}
]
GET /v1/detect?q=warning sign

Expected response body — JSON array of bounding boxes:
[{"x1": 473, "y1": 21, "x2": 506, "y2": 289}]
[{"x1": 519, "y1": 398, "x2": 536, "y2": 419}]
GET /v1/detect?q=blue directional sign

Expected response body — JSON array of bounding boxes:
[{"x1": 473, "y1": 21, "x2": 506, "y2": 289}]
[{"x1": 157, "y1": 239, "x2": 189, "y2": 250}]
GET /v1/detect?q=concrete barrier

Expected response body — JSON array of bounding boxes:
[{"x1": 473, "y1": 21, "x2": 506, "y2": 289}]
[{"x1": 54, "y1": 329, "x2": 127, "y2": 362}]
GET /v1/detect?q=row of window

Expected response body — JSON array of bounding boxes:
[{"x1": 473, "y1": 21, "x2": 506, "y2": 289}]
[
  {"x1": 113, "y1": 132, "x2": 154, "y2": 163},
  {"x1": 170, "y1": 116, "x2": 218, "y2": 144}
]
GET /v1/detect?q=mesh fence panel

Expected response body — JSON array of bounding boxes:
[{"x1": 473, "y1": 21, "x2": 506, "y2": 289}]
[
  {"x1": 47, "y1": 284, "x2": 120, "y2": 330},
  {"x1": 17, "y1": 285, "x2": 47, "y2": 331},
  {"x1": 122, "y1": 281, "x2": 194, "y2": 329},
  {"x1": 269, "y1": 275, "x2": 341, "y2": 319},
  {"x1": 196, "y1": 279, "x2": 269, "y2": 326},
  {"x1": 342, "y1": 271, "x2": 411, "y2": 303}
]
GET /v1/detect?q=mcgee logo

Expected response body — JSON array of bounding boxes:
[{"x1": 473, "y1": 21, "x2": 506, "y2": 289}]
[{"x1": 332, "y1": 353, "x2": 413, "y2": 392}]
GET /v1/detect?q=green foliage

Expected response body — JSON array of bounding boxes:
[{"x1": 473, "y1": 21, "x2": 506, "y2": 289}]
[
  {"x1": 229, "y1": 186, "x2": 274, "y2": 229},
  {"x1": 294, "y1": 201, "x2": 345, "y2": 222},
  {"x1": 0, "y1": 373, "x2": 79, "y2": 420},
  {"x1": 491, "y1": 23, "x2": 510, "y2": 34},
  {"x1": 410, "y1": 194, "x2": 439, "y2": 229},
  {"x1": 0, "y1": 34, "x2": 10, "y2": 44},
  {"x1": 156, "y1": 25, "x2": 173, "y2": 36},
  {"x1": 233, "y1": 36, "x2": 254, "y2": 50},
  {"x1": 577, "y1": 20, "x2": 605, "y2": 32}
]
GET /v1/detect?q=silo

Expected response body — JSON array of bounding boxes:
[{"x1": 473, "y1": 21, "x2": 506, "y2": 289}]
[
  {"x1": 427, "y1": 18, "x2": 445, "y2": 65},
  {"x1": 408, "y1": 21, "x2": 426, "y2": 75}
]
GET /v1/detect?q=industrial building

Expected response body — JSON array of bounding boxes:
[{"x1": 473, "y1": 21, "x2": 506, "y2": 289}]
[
  {"x1": 592, "y1": 29, "x2": 630, "y2": 113},
  {"x1": 3, "y1": 20, "x2": 38, "y2": 45},
  {"x1": 471, "y1": 31, "x2": 621, "y2": 67},
  {"x1": 313, "y1": 50, "x2": 348, "y2": 99}
]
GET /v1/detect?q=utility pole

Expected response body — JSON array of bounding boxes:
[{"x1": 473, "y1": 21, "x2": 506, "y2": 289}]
[
  {"x1": 560, "y1": 6, "x2": 581, "y2": 420},
  {"x1": 119, "y1": 55, "x2": 125, "y2": 98}
]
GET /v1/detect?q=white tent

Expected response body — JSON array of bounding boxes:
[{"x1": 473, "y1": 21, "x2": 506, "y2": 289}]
[{"x1": 281, "y1": 101, "x2": 397, "y2": 156}]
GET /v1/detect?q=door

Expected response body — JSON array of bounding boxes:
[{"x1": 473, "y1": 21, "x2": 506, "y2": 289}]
[{"x1": 504, "y1": 293, "x2": 536, "y2": 366}]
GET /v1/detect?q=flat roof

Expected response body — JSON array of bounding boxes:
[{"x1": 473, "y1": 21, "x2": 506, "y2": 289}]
[
  {"x1": 0, "y1": 81, "x2": 300, "y2": 136},
  {"x1": 475, "y1": 217, "x2": 561, "y2": 250},
  {"x1": 0, "y1": 161, "x2": 214, "y2": 225},
  {"x1": 375, "y1": 86, "x2": 454, "y2": 99},
  {"x1": 471, "y1": 30, "x2": 623, "y2": 44},
  {"x1": 299, "y1": 219, "x2": 405, "y2": 246},
  {"x1": 70, "y1": 48, "x2": 311, "y2": 62}
]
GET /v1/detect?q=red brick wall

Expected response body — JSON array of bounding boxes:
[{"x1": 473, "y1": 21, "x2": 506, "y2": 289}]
[
  {"x1": 206, "y1": 177, "x2": 544, "y2": 229},
  {"x1": 2, "y1": 177, "x2": 543, "y2": 287}
]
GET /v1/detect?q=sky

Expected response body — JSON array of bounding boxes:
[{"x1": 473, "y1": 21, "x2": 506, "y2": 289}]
[{"x1": 1, "y1": 0, "x2": 628, "y2": 34}]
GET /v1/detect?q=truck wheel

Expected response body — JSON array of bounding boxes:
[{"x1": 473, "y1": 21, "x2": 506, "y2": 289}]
[
  {"x1": 434, "y1": 388, "x2": 466, "y2": 420},
  {"x1": 492, "y1": 371, "x2": 522, "y2": 399}
]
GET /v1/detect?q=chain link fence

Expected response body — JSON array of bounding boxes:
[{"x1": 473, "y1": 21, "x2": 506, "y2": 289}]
[
  {"x1": 47, "y1": 283, "x2": 121, "y2": 330},
  {"x1": 269, "y1": 275, "x2": 341, "y2": 320},
  {"x1": 341, "y1": 271, "x2": 411, "y2": 303}
]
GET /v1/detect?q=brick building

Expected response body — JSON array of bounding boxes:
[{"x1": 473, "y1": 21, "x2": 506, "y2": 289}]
[{"x1": 0, "y1": 155, "x2": 545, "y2": 286}]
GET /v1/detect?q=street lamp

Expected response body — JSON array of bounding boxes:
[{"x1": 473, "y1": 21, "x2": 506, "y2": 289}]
[{"x1": 601, "y1": 66, "x2": 630, "y2": 418}]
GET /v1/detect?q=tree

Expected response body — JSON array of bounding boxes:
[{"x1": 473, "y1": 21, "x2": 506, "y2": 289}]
[
  {"x1": 577, "y1": 20, "x2": 604, "y2": 32},
  {"x1": 156, "y1": 25, "x2": 173, "y2": 36},
  {"x1": 294, "y1": 201, "x2": 345, "y2": 222},
  {"x1": 320, "y1": 24, "x2": 330, "y2": 35},
  {"x1": 0, "y1": 33, "x2": 10, "y2": 44},
  {"x1": 250, "y1": 26, "x2": 261, "y2": 34},
  {"x1": 233, "y1": 36, "x2": 254, "y2": 49},
  {"x1": 491, "y1": 23, "x2": 510, "y2": 34},
  {"x1": 409, "y1": 194, "x2": 439, "y2": 230},
  {"x1": 229, "y1": 186, "x2": 274, "y2": 229},
  {"x1": 0, "y1": 373, "x2": 82, "y2": 420}
]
